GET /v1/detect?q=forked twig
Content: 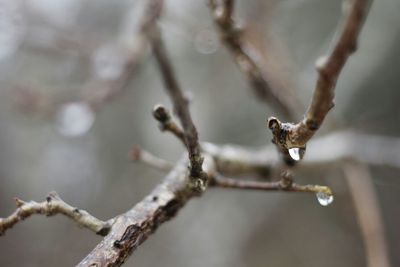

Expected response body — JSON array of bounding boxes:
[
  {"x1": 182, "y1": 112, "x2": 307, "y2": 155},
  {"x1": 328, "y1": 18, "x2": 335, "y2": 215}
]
[
  {"x1": 268, "y1": 0, "x2": 370, "y2": 157},
  {"x1": 148, "y1": 24, "x2": 207, "y2": 191}
]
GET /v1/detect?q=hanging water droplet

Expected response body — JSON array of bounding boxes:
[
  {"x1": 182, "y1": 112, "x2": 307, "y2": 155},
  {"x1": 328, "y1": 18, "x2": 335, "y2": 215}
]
[
  {"x1": 316, "y1": 191, "x2": 334, "y2": 206},
  {"x1": 288, "y1": 147, "x2": 301, "y2": 161},
  {"x1": 56, "y1": 102, "x2": 95, "y2": 137}
]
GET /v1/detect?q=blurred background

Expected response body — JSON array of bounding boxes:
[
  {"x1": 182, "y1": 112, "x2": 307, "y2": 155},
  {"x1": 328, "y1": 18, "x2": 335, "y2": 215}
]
[{"x1": 0, "y1": 0, "x2": 399, "y2": 266}]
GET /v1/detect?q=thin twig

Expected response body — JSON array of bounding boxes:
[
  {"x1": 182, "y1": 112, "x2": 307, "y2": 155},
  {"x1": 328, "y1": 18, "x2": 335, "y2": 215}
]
[
  {"x1": 343, "y1": 162, "x2": 390, "y2": 267},
  {"x1": 209, "y1": 0, "x2": 298, "y2": 120},
  {"x1": 268, "y1": 0, "x2": 370, "y2": 154},
  {"x1": 0, "y1": 192, "x2": 111, "y2": 236},
  {"x1": 211, "y1": 173, "x2": 332, "y2": 196},
  {"x1": 149, "y1": 25, "x2": 206, "y2": 190},
  {"x1": 152, "y1": 104, "x2": 186, "y2": 147},
  {"x1": 129, "y1": 145, "x2": 173, "y2": 171}
]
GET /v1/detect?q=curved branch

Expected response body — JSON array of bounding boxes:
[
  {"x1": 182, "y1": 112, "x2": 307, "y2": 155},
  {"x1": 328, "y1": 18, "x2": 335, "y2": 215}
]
[
  {"x1": 209, "y1": 0, "x2": 299, "y2": 120},
  {"x1": 0, "y1": 192, "x2": 111, "y2": 236},
  {"x1": 268, "y1": 0, "x2": 371, "y2": 153}
]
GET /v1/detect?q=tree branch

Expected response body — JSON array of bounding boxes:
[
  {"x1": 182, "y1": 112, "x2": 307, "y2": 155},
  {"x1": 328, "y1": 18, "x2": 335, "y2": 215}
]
[
  {"x1": 149, "y1": 24, "x2": 206, "y2": 191},
  {"x1": 343, "y1": 162, "x2": 390, "y2": 267},
  {"x1": 152, "y1": 104, "x2": 186, "y2": 147},
  {"x1": 77, "y1": 155, "x2": 216, "y2": 267},
  {"x1": 0, "y1": 192, "x2": 111, "y2": 236},
  {"x1": 203, "y1": 130, "x2": 400, "y2": 177},
  {"x1": 268, "y1": 0, "x2": 370, "y2": 158},
  {"x1": 129, "y1": 145, "x2": 173, "y2": 172},
  {"x1": 211, "y1": 173, "x2": 332, "y2": 197},
  {"x1": 209, "y1": 0, "x2": 298, "y2": 120}
]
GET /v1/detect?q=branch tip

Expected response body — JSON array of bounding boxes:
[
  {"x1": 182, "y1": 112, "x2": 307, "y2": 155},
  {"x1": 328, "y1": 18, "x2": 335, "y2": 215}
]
[{"x1": 152, "y1": 104, "x2": 170, "y2": 123}]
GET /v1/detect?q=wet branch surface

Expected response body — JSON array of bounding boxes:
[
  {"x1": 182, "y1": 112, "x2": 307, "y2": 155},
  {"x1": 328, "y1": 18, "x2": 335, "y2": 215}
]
[
  {"x1": 0, "y1": 0, "x2": 382, "y2": 266},
  {"x1": 268, "y1": 0, "x2": 370, "y2": 155}
]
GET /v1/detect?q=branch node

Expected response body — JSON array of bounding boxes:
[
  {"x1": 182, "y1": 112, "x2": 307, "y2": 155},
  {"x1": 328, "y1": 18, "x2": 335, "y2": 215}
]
[{"x1": 14, "y1": 197, "x2": 25, "y2": 208}]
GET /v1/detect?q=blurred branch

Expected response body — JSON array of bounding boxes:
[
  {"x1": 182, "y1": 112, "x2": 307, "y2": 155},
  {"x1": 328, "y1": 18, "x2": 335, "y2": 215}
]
[
  {"x1": 81, "y1": 0, "x2": 165, "y2": 111},
  {"x1": 13, "y1": 0, "x2": 158, "y2": 116},
  {"x1": 0, "y1": 192, "x2": 111, "y2": 236},
  {"x1": 203, "y1": 130, "x2": 400, "y2": 177},
  {"x1": 209, "y1": 0, "x2": 298, "y2": 120},
  {"x1": 148, "y1": 22, "x2": 207, "y2": 191},
  {"x1": 268, "y1": 0, "x2": 371, "y2": 157},
  {"x1": 129, "y1": 145, "x2": 173, "y2": 171},
  {"x1": 343, "y1": 162, "x2": 390, "y2": 267}
]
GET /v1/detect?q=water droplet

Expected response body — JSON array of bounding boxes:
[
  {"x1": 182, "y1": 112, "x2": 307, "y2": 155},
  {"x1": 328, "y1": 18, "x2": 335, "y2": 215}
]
[
  {"x1": 194, "y1": 29, "x2": 219, "y2": 55},
  {"x1": 316, "y1": 191, "x2": 334, "y2": 206},
  {"x1": 316, "y1": 55, "x2": 329, "y2": 71},
  {"x1": 288, "y1": 147, "x2": 301, "y2": 161},
  {"x1": 56, "y1": 102, "x2": 95, "y2": 137}
]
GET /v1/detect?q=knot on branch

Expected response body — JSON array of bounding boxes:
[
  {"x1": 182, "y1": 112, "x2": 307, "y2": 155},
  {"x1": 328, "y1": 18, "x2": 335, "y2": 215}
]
[
  {"x1": 267, "y1": 117, "x2": 306, "y2": 165},
  {"x1": 188, "y1": 156, "x2": 208, "y2": 194},
  {"x1": 279, "y1": 170, "x2": 293, "y2": 190}
]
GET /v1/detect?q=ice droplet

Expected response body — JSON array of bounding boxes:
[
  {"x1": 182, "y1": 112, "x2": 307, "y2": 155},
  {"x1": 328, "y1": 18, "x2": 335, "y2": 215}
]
[
  {"x1": 288, "y1": 147, "x2": 301, "y2": 161},
  {"x1": 56, "y1": 102, "x2": 94, "y2": 137},
  {"x1": 316, "y1": 191, "x2": 334, "y2": 206}
]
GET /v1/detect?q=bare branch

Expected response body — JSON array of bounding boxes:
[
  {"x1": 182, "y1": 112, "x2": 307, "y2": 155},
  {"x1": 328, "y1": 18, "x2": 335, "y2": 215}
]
[
  {"x1": 152, "y1": 104, "x2": 186, "y2": 147},
  {"x1": 343, "y1": 162, "x2": 390, "y2": 267},
  {"x1": 211, "y1": 172, "x2": 333, "y2": 196},
  {"x1": 77, "y1": 155, "x2": 216, "y2": 267},
  {"x1": 0, "y1": 192, "x2": 111, "y2": 236},
  {"x1": 149, "y1": 25, "x2": 206, "y2": 190},
  {"x1": 129, "y1": 145, "x2": 173, "y2": 172},
  {"x1": 203, "y1": 130, "x2": 400, "y2": 177},
  {"x1": 268, "y1": 0, "x2": 371, "y2": 155},
  {"x1": 209, "y1": 0, "x2": 299, "y2": 120}
]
